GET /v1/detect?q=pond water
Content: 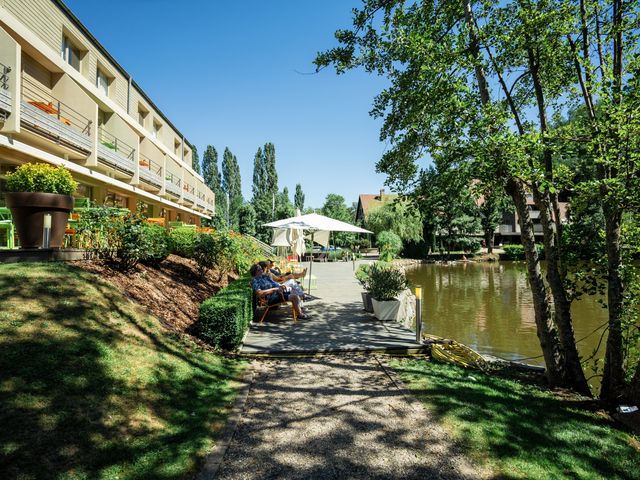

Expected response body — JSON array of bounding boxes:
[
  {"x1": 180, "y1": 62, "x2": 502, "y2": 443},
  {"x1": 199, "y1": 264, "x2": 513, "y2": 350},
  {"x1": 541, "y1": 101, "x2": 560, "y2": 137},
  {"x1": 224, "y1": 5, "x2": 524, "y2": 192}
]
[{"x1": 405, "y1": 262, "x2": 608, "y2": 371}]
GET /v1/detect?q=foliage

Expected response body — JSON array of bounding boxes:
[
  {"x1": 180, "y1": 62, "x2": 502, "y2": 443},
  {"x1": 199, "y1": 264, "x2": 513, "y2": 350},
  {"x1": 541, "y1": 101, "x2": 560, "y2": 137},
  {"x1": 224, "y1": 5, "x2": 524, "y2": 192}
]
[
  {"x1": 354, "y1": 263, "x2": 372, "y2": 291},
  {"x1": 501, "y1": 244, "x2": 545, "y2": 261},
  {"x1": 222, "y1": 147, "x2": 243, "y2": 229},
  {"x1": 192, "y1": 233, "x2": 218, "y2": 278},
  {"x1": 368, "y1": 262, "x2": 409, "y2": 301},
  {"x1": 197, "y1": 277, "x2": 253, "y2": 350},
  {"x1": 139, "y1": 225, "x2": 171, "y2": 267},
  {"x1": 321, "y1": 193, "x2": 356, "y2": 247},
  {"x1": 238, "y1": 203, "x2": 257, "y2": 236},
  {"x1": 392, "y1": 358, "x2": 640, "y2": 480},
  {"x1": 6, "y1": 163, "x2": 77, "y2": 195},
  {"x1": 169, "y1": 227, "x2": 198, "y2": 258},
  {"x1": 377, "y1": 230, "x2": 403, "y2": 262},
  {"x1": 191, "y1": 144, "x2": 200, "y2": 175},
  {"x1": 275, "y1": 186, "x2": 295, "y2": 220},
  {"x1": 251, "y1": 143, "x2": 279, "y2": 242},
  {"x1": 202, "y1": 145, "x2": 226, "y2": 226},
  {"x1": 366, "y1": 198, "x2": 423, "y2": 243},
  {"x1": 0, "y1": 262, "x2": 245, "y2": 479},
  {"x1": 294, "y1": 183, "x2": 305, "y2": 211}
]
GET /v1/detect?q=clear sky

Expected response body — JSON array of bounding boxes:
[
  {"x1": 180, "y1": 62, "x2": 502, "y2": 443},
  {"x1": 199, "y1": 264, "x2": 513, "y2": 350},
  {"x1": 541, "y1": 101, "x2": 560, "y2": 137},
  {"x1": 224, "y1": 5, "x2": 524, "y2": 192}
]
[{"x1": 63, "y1": 0, "x2": 390, "y2": 209}]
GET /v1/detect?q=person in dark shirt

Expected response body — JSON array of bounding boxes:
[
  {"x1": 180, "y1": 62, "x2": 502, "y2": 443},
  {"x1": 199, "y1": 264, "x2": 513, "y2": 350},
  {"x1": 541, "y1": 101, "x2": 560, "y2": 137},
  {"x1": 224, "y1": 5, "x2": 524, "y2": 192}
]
[{"x1": 250, "y1": 263, "x2": 307, "y2": 319}]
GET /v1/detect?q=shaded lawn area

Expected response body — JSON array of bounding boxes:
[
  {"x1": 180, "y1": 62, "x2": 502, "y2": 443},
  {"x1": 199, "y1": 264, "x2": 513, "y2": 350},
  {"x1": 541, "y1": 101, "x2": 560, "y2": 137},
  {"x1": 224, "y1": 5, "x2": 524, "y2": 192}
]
[
  {"x1": 390, "y1": 358, "x2": 640, "y2": 480},
  {"x1": 0, "y1": 262, "x2": 246, "y2": 479}
]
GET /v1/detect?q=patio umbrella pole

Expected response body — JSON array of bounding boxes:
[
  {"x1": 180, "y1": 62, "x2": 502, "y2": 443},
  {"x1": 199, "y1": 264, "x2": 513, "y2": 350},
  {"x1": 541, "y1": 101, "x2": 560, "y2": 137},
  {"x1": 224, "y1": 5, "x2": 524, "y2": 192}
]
[{"x1": 307, "y1": 231, "x2": 315, "y2": 295}]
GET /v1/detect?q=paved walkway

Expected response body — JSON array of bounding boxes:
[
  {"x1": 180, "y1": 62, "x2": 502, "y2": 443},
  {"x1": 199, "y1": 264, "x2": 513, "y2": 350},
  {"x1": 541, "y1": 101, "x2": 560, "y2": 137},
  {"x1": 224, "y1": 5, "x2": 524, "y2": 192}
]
[
  {"x1": 212, "y1": 355, "x2": 482, "y2": 479},
  {"x1": 241, "y1": 260, "x2": 423, "y2": 354}
]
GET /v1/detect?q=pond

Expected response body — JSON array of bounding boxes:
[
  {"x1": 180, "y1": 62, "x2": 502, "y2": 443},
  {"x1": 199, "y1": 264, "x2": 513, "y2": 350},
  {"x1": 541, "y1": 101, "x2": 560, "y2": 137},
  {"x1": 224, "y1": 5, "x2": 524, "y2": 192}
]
[{"x1": 405, "y1": 261, "x2": 608, "y2": 374}]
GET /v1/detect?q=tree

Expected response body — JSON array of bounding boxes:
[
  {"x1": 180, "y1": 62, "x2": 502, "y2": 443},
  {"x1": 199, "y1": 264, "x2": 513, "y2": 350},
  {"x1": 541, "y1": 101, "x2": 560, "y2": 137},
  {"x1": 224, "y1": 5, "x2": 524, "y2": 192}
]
[
  {"x1": 222, "y1": 147, "x2": 243, "y2": 230},
  {"x1": 202, "y1": 145, "x2": 225, "y2": 227},
  {"x1": 275, "y1": 187, "x2": 295, "y2": 220},
  {"x1": 366, "y1": 198, "x2": 422, "y2": 243},
  {"x1": 251, "y1": 143, "x2": 280, "y2": 242},
  {"x1": 472, "y1": 186, "x2": 510, "y2": 254},
  {"x1": 294, "y1": 184, "x2": 305, "y2": 212},
  {"x1": 238, "y1": 203, "x2": 257, "y2": 237},
  {"x1": 191, "y1": 145, "x2": 201, "y2": 175},
  {"x1": 316, "y1": 0, "x2": 598, "y2": 394},
  {"x1": 321, "y1": 193, "x2": 356, "y2": 247}
]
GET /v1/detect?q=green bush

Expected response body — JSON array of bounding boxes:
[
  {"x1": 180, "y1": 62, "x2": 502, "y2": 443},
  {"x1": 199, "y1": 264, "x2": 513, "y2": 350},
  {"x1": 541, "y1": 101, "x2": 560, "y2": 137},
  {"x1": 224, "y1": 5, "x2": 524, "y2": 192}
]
[
  {"x1": 170, "y1": 227, "x2": 197, "y2": 258},
  {"x1": 377, "y1": 230, "x2": 403, "y2": 262},
  {"x1": 355, "y1": 264, "x2": 372, "y2": 291},
  {"x1": 140, "y1": 225, "x2": 171, "y2": 266},
  {"x1": 76, "y1": 206, "x2": 129, "y2": 261},
  {"x1": 193, "y1": 233, "x2": 219, "y2": 277},
  {"x1": 197, "y1": 277, "x2": 253, "y2": 350},
  {"x1": 501, "y1": 243, "x2": 545, "y2": 260},
  {"x1": 368, "y1": 262, "x2": 409, "y2": 301},
  {"x1": 6, "y1": 163, "x2": 77, "y2": 195}
]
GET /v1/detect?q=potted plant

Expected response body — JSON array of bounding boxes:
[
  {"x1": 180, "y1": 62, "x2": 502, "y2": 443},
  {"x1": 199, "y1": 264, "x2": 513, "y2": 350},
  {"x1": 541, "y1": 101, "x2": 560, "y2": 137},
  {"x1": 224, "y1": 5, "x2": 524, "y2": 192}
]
[
  {"x1": 355, "y1": 263, "x2": 374, "y2": 312},
  {"x1": 368, "y1": 262, "x2": 411, "y2": 321},
  {"x1": 4, "y1": 163, "x2": 77, "y2": 249}
]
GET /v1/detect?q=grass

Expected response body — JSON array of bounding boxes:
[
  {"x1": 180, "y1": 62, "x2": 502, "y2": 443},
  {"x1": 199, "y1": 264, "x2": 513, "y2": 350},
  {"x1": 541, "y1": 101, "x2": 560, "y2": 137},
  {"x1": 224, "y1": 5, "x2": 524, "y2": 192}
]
[
  {"x1": 0, "y1": 262, "x2": 246, "y2": 479},
  {"x1": 390, "y1": 358, "x2": 640, "y2": 480}
]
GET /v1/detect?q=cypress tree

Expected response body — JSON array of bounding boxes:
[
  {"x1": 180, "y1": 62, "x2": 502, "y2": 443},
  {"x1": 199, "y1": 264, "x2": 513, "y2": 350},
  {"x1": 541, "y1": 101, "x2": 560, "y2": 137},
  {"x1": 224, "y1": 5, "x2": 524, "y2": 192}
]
[
  {"x1": 191, "y1": 145, "x2": 201, "y2": 174},
  {"x1": 202, "y1": 145, "x2": 225, "y2": 226},
  {"x1": 294, "y1": 184, "x2": 305, "y2": 212},
  {"x1": 222, "y1": 147, "x2": 243, "y2": 230}
]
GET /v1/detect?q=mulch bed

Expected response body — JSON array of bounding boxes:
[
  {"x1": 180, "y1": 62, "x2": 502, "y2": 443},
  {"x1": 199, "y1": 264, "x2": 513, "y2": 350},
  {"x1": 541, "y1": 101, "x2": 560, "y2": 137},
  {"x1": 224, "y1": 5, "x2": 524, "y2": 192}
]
[{"x1": 75, "y1": 254, "x2": 236, "y2": 333}]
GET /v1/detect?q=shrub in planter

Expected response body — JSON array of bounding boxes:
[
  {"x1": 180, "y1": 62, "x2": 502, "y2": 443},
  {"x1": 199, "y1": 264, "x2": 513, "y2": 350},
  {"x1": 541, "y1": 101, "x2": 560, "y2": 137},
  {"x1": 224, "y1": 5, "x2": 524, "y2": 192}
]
[
  {"x1": 368, "y1": 262, "x2": 408, "y2": 301},
  {"x1": 355, "y1": 263, "x2": 374, "y2": 312},
  {"x1": 5, "y1": 163, "x2": 77, "y2": 248}
]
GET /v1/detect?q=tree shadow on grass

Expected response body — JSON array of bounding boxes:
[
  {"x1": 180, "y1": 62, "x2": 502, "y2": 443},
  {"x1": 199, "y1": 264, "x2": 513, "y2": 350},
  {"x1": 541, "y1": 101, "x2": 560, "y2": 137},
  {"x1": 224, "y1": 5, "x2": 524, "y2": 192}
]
[
  {"x1": 392, "y1": 360, "x2": 640, "y2": 480},
  {"x1": 0, "y1": 263, "x2": 244, "y2": 479}
]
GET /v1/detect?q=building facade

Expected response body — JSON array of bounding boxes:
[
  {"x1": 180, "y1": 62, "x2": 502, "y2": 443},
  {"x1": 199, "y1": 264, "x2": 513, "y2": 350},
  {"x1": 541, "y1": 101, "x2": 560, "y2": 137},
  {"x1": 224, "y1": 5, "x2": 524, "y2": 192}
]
[{"x1": 0, "y1": 0, "x2": 214, "y2": 225}]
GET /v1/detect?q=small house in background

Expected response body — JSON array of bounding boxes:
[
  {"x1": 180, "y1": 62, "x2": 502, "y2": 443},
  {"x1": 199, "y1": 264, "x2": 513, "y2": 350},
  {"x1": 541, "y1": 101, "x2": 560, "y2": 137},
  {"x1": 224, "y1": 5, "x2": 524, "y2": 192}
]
[{"x1": 355, "y1": 189, "x2": 398, "y2": 224}]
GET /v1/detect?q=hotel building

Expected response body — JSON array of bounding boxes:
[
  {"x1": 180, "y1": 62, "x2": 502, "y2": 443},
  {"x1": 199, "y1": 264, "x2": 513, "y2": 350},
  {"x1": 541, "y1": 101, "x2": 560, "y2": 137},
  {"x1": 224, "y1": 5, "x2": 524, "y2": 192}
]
[{"x1": 0, "y1": 0, "x2": 215, "y2": 228}]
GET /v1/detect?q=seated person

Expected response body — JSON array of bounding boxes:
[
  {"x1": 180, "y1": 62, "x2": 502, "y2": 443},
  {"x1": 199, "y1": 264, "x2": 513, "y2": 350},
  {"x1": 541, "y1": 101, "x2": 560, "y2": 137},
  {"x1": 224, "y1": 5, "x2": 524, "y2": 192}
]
[
  {"x1": 266, "y1": 259, "x2": 282, "y2": 275},
  {"x1": 260, "y1": 260, "x2": 306, "y2": 282},
  {"x1": 250, "y1": 263, "x2": 307, "y2": 319}
]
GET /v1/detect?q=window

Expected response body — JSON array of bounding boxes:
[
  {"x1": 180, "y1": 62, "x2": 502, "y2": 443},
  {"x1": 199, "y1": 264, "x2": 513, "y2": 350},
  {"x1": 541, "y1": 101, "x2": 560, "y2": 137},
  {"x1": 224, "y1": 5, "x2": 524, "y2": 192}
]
[
  {"x1": 174, "y1": 140, "x2": 181, "y2": 156},
  {"x1": 61, "y1": 36, "x2": 81, "y2": 71},
  {"x1": 96, "y1": 68, "x2": 109, "y2": 96},
  {"x1": 152, "y1": 121, "x2": 161, "y2": 140},
  {"x1": 137, "y1": 104, "x2": 148, "y2": 127}
]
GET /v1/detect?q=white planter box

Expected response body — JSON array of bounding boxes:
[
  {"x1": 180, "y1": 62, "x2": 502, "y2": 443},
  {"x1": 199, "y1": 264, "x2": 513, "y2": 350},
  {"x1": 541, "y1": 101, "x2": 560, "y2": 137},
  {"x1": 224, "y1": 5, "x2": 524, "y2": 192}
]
[
  {"x1": 361, "y1": 292, "x2": 374, "y2": 312},
  {"x1": 371, "y1": 289, "x2": 416, "y2": 323}
]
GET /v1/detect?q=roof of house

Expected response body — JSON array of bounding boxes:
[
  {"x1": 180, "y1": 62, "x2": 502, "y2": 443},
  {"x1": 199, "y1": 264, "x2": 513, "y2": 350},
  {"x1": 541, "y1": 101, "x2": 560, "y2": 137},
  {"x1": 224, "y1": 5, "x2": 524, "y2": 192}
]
[{"x1": 356, "y1": 191, "x2": 399, "y2": 220}]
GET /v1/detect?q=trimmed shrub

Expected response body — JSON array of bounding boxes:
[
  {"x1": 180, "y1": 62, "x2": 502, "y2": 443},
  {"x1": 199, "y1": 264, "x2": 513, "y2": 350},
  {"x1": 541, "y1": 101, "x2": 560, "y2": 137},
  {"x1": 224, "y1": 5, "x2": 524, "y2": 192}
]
[
  {"x1": 193, "y1": 233, "x2": 218, "y2": 278},
  {"x1": 197, "y1": 277, "x2": 253, "y2": 350},
  {"x1": 501, "y1": 243, "x2": 545, "y2": 260},
  {"x1": 170, "y1": 227, "x2": 197, "y2": 258},
  {"x1": 140, "y1": 225, "x2": 171, "y2": 266},
  {"x1": 6, "y1": 163, "x2": 77, "y2": 195},
  {"x1": 355, "y1": 263, "x2": 372, "y2": 291}
]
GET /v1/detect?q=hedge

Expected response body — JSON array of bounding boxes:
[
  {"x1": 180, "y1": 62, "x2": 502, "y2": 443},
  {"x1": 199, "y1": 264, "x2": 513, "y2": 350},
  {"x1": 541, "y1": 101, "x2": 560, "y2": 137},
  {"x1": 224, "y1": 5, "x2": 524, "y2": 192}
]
[
  {"x1": 501, "y1": 243, "x2": 545, "y2": 260},
  {"x1": 196, "y1": 276, "x2": 253, "y2": 350}
]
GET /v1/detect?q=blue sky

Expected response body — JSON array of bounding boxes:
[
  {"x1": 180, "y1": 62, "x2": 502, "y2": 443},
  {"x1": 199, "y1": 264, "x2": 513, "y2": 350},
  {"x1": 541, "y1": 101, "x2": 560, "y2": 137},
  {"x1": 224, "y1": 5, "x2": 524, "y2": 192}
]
[{"x1": 64, "y1": 0, "x2": 390, "y2": 209}]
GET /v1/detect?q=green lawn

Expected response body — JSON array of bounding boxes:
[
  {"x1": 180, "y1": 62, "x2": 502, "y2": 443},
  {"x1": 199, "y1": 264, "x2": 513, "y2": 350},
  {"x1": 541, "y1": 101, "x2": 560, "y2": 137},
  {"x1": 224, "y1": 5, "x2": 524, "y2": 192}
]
[
  {"x1": 390, "y1": 358, "x2": 639, "y2": 480},
  {"x1": 0, "y1": 262, "x2": 246, "y2": 479}
]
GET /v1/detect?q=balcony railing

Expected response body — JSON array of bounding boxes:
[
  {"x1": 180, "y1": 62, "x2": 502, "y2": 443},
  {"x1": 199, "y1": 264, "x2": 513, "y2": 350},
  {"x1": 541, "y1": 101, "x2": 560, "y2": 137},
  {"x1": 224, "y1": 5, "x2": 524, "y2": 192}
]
[
  {"x1": 97, "y1": 127, "x2": 135, "y2": 175},
  {"x1": 0, "y1": 62, "x2": 11, "y2": 116},
  {"x1": 21, "y1": 76, "x2": 92, "y2": 152},
  {"x1": 165, "y1": 173, "x2": 181, "y2": 198},
  {"x1": 139, "y1": 152, "x2": 162, "y2": 188},
  {"x1": 182, "y1": 183, "x2": 195, "y2": 203}
]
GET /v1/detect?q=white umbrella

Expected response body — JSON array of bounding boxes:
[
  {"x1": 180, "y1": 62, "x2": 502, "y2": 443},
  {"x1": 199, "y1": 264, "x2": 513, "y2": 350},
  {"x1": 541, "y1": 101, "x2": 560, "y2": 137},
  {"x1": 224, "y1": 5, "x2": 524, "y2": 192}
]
[{"x1": 263, "y1": 213, "x2": 372, "y2": 293}]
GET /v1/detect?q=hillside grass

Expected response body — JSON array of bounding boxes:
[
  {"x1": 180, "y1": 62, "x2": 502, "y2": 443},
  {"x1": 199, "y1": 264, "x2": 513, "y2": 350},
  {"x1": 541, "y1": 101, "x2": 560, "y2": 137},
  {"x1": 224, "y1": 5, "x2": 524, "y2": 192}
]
[
  {"x1": 390, "y1": 358, "x2": 640, "y2": 480},
  {"x1": 0, "y1": 262, "x2": 246, "y2": 479}
]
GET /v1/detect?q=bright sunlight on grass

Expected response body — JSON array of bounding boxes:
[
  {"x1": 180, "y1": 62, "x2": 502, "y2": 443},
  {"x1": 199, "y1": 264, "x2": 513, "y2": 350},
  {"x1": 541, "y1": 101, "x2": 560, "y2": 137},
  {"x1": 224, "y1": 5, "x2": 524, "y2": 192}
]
[
  {"x1": 390, "y1": 358, "x2": 640, "y2": 480},
  {"x1": 0, "y1": 262, "x2": 246, "y2": 479}
]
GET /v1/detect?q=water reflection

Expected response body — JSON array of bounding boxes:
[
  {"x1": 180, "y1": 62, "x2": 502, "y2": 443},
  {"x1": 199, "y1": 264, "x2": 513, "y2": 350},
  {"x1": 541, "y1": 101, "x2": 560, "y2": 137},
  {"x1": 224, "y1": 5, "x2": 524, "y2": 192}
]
[{"x1": 406, "y1": 262, "x2": 608, "y2": 368}]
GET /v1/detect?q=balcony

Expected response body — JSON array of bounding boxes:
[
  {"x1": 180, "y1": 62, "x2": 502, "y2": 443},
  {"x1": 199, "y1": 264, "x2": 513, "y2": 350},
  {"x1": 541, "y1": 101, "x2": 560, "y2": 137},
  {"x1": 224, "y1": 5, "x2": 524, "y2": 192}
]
[
  {"x1": 97, "y1": 127, "x2": 135, "y2": 175},
  {"x1": 138, "y1": 152, "x2": 162, "y2": 189},
  {"x1": 497, "y1": 224, "x2": 515, "y2": 235},
  {"x1": 182, "y1": 183, "x2": 195, "y2": 204},
  {"x1": 0, "y1": 62, "x2": 11, "y2": 117},
  {"x1": 196, "y1": 192, "x2": 207, "y2": 210},
  {"x1": 165, "y1": 173, "x2": 181, "y2": 198},
  {"x1": 20, "y1": 76, "x2": 92, "y2": 153}
]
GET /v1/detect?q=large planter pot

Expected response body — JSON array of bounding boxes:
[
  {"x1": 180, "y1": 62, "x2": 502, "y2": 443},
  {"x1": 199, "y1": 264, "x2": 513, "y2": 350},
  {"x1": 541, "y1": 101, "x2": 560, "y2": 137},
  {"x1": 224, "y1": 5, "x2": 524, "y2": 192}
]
[
  {"x1": 371, "y1": 290, "x2": 416, "y2": 323},
  {"x1": 5, "y1": 192, "x2": 73, "y2": 249},
  {"x1": 361, "y1": 291, "x2": 374, "y2": 312}
]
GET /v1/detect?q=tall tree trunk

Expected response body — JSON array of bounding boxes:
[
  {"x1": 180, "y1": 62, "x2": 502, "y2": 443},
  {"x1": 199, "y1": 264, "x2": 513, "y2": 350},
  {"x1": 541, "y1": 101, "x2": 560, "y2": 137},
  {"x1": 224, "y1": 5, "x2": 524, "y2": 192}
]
[
  {"x1": 507, "y1": 179, "x2": 565, "y2": 386},
  {"x1": 534, "y1": 190, "x2": 592, "y2": 395},
  {"x1": 628, "y1": 360, "x2": 640, "y2": 404},
  {"x1": 600, "y1": 206, "x2": 625, "y2": 403}
]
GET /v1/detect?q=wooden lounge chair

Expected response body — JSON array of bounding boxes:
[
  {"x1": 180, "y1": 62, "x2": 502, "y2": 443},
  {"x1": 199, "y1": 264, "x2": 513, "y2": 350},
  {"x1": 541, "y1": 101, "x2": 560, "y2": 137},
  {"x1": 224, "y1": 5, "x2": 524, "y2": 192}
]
[{"x1": 254, "y1": 290, "x2": 297, "y2": 324}]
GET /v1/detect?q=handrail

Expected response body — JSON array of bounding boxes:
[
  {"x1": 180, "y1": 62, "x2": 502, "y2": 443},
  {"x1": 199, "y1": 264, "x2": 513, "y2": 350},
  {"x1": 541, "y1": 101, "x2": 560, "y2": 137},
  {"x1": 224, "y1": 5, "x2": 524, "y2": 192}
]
[
  {"x1": 0, "y1": 62, "x2": 10, "y2": 90},
  {"x1": 139, "y1": 151, "x2": 162, "y2": 175},
  {"x1": 22, "y1": 75, "x2": 91, "y2": 135},
  {"x1": 243, "y1": 233, "x2": 274, "y2": 257},
  {"x1": 99, "y1": 127, "x2": 135, "y2": 160}
]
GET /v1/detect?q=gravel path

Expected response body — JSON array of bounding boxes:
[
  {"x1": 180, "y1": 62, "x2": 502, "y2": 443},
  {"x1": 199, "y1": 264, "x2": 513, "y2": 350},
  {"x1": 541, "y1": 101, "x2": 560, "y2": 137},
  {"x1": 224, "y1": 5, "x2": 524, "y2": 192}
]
[{"x1": 213, "y1": 355, "x2": 485, "y2": 480}]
